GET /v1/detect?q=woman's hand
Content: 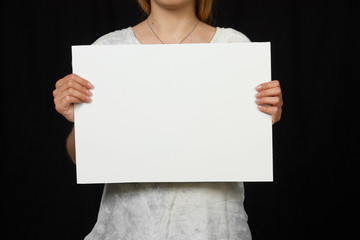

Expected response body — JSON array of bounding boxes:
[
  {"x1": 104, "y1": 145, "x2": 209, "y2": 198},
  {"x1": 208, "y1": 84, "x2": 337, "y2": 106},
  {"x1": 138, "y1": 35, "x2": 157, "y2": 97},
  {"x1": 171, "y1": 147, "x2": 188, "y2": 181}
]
[
  {"x1": 53, "y1": 74, "x2": 93, "y2": 122},
  {"x1": 255, "y1": 80, "x2": 283, "y2": 124}
]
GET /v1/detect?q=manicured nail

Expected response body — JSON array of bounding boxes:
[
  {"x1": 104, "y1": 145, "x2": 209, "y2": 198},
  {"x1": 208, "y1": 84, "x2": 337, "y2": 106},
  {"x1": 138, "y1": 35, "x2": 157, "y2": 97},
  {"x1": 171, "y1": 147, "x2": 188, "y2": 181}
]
[
  {"x1": 255, "y1": 98, "x2": 260, "y2": 104},
  {"x1": 87, "y1": 82, "x2": 94, "y2": 89},
  {"x1": 255, "y1": 92, "x2": 261, "y2": 98},
  {"x1": 256, "y1": 85, "x2": 262, "y2": 91},
  {"x1": 86, "y1": 90, "x2": 92, "y2": 96},
  {"x1": 258, "y1": 105, "x2": 264, "y2": 110},
  {"x1": 86, "y1": 96, "x2": 92, "y2": 102}
]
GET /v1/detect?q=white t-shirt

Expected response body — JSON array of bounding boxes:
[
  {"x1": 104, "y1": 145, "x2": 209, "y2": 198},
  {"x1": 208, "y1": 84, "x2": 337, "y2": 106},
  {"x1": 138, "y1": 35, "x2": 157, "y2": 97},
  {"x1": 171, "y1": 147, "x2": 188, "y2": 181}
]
[{"x1": 84, "y1": 27, "x2": 252, "y2": 240}]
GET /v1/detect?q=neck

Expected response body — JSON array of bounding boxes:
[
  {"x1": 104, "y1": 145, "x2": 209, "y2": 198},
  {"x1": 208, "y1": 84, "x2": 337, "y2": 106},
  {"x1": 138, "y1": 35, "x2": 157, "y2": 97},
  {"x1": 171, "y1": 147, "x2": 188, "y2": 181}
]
[{"x1": 148, "y1": 0, "x2": 198, "y2": 43}]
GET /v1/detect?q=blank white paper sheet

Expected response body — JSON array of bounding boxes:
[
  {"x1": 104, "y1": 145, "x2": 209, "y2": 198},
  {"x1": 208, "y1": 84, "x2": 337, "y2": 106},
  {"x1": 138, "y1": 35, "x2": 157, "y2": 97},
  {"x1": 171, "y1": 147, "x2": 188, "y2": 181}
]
[{"x1": 72, "y1": 42, "x2": 272, "y2": 184}]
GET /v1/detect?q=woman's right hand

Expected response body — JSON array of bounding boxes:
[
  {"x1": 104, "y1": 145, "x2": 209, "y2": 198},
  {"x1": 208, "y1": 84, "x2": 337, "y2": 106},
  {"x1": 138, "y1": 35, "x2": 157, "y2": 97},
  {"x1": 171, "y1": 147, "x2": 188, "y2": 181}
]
[{"x1": 53, "y1": 73, "x2": 93, "y2": 122}]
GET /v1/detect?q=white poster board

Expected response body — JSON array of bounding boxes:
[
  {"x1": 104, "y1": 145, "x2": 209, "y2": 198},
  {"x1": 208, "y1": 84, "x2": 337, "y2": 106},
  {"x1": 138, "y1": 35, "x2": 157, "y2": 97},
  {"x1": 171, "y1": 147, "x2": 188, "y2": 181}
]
[{"x1": 72, "y1": 43, "x2": 272, "y2": 183}]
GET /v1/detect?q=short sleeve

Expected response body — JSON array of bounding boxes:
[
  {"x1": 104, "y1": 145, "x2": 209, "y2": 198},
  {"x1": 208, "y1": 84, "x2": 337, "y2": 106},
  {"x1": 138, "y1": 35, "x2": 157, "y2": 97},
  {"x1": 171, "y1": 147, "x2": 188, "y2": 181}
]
[
  {"x1": 92, "y1": 27, "x2": 138, "y2": 45},
  {"x1": 212, "y1": 27, "x2": 251, "y2": 43},
  {"x1": 223, "y1": 28, "x2": 251, "y2": 43}
]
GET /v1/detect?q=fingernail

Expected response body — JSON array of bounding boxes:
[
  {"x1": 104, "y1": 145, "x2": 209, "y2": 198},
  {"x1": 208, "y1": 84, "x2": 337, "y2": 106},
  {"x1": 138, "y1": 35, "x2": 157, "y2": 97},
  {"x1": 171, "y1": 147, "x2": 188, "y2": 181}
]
[
  {"x1": 255, "y1": 98, "x2": 260, "y2": 103},
  {"x1": 255, "y1": 92, "x2": 261, "y2": 98},
  {"x1": 258, "y1": 105, "x2": 264, "y2": 110},
  {"x1": 87, "y1": 82, "x2": 94, "y2": 89},
  {"x1": 86, "y1": 90, "x2": 92, "y2": 96},
  {"x1": 256, "y1": 85, "x2": 262, "y2": 91}
]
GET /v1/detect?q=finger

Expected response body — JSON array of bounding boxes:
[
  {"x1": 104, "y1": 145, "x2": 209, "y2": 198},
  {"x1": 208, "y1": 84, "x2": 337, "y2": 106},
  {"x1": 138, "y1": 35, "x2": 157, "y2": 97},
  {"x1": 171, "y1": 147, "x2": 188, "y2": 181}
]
[
  {"x1": 52, "y1": 88, "x2": 58, "y2": 98},
  {"x1": 255, "y1": 87, "x2": 282, "y2": 98},
  {"x1": 60, "y1": 95, "x2": 85, "y2": 106},
  {"x1": 57, "y1": 78, "x2": 93, "y2": 98},
  {"x1": 260, "y1": 105, "x2": 281, "y2": 124},
  {"x1": 56, "y1": 73, "x2": 93, "y2": 89},
  {"x1": 258, "y1": 105, "x2": 281, "y2": 115},
  {"x1": 256, "y1": 80, "x2": 280, "y2": 91},
  {"x1": 60, "y1": 88, "x2": 92, "y2": 104},
  {"x1": 255, "y1": 96, "x2": 281, "y2": 106},
  {"x1": 55, "y1": 95, "x2": 87, "y2": 116}
]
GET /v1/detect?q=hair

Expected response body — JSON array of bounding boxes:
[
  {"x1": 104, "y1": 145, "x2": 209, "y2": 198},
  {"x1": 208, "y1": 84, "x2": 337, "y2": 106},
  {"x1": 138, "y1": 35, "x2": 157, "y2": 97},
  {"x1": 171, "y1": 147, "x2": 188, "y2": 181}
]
[{"x1": 137, "y1": 0, "x2": 213, "y2": 22}]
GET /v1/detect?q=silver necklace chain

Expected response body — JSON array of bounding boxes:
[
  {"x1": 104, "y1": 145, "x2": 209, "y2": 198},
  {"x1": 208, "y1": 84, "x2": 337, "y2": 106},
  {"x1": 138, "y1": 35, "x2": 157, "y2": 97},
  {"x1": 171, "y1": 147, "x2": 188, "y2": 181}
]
[{"x1": 147, "y1": 18, "x2": 200, "y2": 44}]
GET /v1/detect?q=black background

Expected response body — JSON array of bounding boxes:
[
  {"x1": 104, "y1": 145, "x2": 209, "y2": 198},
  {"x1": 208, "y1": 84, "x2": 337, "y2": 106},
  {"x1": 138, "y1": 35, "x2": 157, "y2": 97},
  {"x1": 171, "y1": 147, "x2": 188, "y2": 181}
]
[{"x1": 2, "y1": 0, "x2": 358, "y2": 239}]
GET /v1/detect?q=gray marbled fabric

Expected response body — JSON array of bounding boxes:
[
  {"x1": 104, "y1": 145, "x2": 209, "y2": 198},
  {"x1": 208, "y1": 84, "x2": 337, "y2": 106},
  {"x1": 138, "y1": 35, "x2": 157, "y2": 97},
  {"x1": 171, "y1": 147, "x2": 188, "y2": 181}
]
[{"x1": 84, "y1": 27, "x2": 252, "y2": 240}]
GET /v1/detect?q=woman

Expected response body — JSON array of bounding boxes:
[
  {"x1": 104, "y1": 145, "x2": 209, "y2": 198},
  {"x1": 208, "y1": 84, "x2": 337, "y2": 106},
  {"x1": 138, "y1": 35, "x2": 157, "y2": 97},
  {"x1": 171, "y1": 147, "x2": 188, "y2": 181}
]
[{"x1": 53, "y1": 0, "x2": 283, "y2": 239}]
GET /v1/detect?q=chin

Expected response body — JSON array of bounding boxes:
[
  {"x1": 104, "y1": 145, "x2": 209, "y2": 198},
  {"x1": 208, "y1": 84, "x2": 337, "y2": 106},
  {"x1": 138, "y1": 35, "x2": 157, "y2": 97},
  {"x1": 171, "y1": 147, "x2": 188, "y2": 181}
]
[{"x1": 152, "y1": 0, "x2": 195, "y2": 10}]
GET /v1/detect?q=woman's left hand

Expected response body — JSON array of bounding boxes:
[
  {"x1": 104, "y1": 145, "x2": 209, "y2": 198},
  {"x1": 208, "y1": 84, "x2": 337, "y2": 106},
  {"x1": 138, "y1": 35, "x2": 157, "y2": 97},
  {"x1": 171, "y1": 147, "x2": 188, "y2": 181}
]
[{"x1": 255, "y1": 80, "x2": 283, "y2": 124}]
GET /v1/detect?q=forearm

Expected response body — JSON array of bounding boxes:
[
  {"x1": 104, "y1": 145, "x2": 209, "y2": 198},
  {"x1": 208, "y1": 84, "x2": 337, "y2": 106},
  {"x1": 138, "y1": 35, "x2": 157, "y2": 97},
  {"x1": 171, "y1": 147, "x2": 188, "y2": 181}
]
[{"x1": 66, "y1": 127, "x2": 76, "y2": 164}]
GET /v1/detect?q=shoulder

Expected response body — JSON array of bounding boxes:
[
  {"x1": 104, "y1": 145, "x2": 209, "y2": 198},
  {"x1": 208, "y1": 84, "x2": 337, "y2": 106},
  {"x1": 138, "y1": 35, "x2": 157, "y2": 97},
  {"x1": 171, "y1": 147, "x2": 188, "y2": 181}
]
[
  {"x1": 213, "y1": 27, "x2": 251, "y2": 43},
  {"x1": 92, "y1": 27, "x2": 138, "y2": 45}
]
